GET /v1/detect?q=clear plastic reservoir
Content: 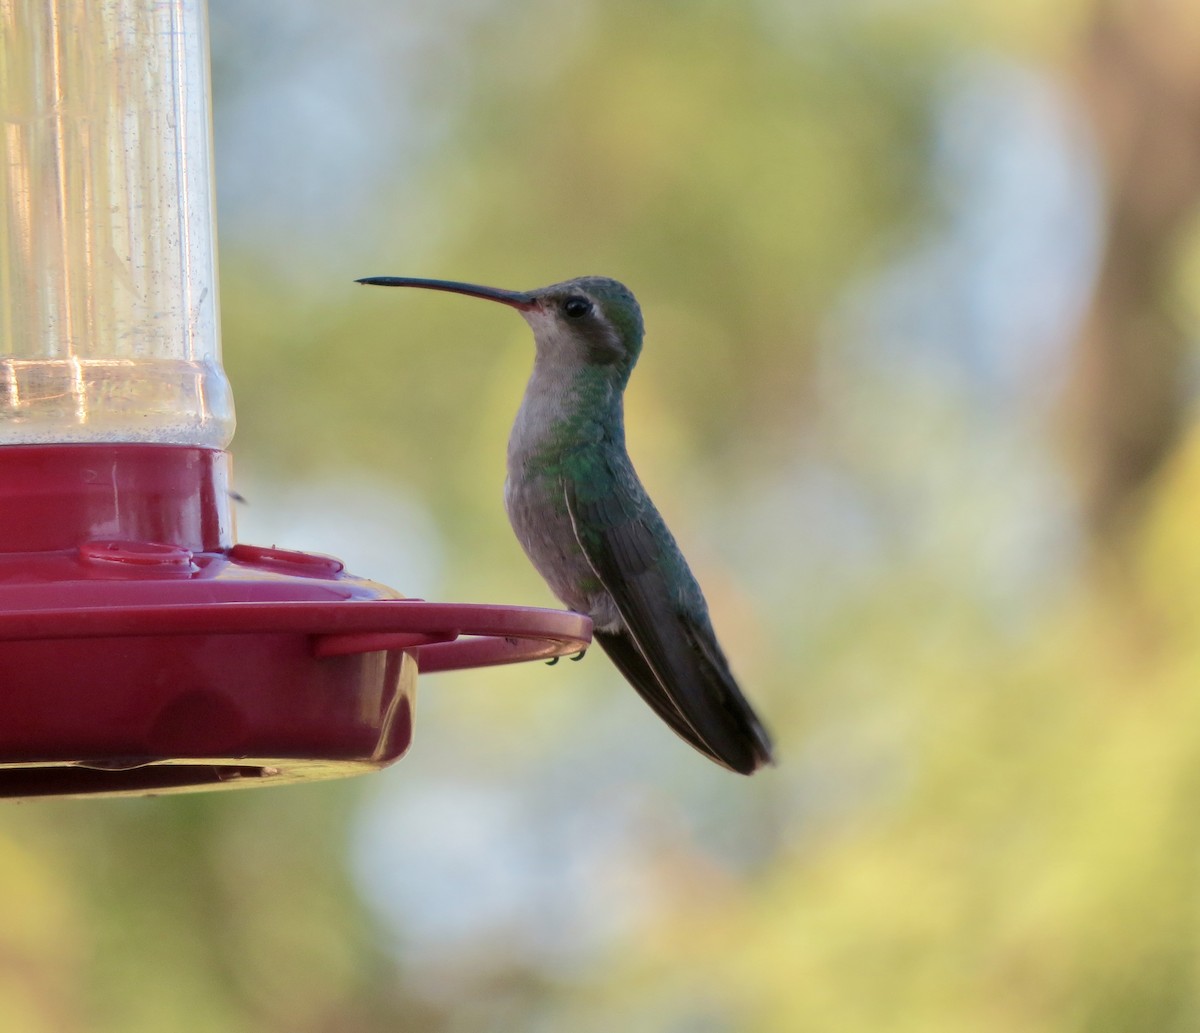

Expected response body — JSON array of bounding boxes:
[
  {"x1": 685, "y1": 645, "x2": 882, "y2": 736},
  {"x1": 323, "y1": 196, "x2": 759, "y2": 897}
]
[{"x1": 0, "y1": 0, "x2": 234, "y2": 447}]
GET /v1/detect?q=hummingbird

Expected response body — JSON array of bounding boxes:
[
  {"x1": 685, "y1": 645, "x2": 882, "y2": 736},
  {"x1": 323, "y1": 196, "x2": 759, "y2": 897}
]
[{"x1": 357, "y1": 274, "x2": 774, "y2": 775}]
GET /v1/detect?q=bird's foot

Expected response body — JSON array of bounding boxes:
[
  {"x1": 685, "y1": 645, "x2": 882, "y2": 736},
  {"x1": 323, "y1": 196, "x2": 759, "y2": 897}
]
[{"x1": 547, "y1": 648, "x2": 587, "y2": 666}]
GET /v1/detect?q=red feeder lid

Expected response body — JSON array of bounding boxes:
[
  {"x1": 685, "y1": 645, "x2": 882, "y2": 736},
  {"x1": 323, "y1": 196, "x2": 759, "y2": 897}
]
[{"x1": 0, "y1": 445, "x2": 591, "y2": 800}]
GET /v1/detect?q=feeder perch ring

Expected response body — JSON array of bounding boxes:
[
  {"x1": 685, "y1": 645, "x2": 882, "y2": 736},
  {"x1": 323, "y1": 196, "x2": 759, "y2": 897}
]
[{"x1": 0, "y1": 445, "x2": 592, "y2": 800}]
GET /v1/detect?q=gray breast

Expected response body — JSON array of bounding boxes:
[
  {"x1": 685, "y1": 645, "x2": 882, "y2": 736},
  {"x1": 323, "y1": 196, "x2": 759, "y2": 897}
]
[{"x1": 503, "y1": 473, "x2": 623, "y2": 630}]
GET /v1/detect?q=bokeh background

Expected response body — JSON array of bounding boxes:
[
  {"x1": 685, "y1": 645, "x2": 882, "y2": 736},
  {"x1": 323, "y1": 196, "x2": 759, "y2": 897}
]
[{"x1": 7, "y1": 0, "x2": 1200, "y2": 1029}]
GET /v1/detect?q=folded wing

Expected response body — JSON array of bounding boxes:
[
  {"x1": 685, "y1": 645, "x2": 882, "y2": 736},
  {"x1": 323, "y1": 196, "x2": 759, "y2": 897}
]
[{"x1": 563, "y1": 456, "x2": 774, "y2": 775}]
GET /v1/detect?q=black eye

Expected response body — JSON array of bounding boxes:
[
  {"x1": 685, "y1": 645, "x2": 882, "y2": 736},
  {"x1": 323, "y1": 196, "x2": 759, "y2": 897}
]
[{"x1": 563, "y1": 296, "x2": 592, "y2": 319}]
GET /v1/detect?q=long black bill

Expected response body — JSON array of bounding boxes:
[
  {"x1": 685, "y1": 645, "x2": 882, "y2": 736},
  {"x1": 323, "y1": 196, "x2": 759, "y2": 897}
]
[{"x1": 356, "y1": 276, "x2": 537, "y2": 310}]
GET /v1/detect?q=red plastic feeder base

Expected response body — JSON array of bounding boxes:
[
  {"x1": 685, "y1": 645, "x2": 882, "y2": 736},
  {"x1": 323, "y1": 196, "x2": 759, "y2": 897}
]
[{"x1": 0, "y1": 445, "x2": 591, "y2": 800}]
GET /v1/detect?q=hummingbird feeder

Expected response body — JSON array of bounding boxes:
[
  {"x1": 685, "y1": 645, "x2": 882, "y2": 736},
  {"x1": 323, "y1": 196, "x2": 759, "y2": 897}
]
[{"x1": 0, "y1": 0, "x2": 590, "y2": 800}]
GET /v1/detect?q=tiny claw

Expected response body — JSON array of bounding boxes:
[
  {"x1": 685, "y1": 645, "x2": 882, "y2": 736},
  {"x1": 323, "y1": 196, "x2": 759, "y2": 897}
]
[
  {"x1": 545, "y1": 656, "x2": 560, "y2": 666},
  {"x1": 569, "y1": 649, "x2": 587, "y2": 662}
]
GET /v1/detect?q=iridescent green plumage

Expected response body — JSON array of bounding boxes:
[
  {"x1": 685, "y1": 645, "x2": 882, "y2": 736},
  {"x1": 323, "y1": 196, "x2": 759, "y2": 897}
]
[{"x1": 358, "y1": 273, "x2": 774, "y2": 774}]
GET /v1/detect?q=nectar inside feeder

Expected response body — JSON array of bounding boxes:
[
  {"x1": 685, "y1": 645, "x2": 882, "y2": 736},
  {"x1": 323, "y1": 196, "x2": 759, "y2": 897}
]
[{"x1": 0, "y1": 0, "x2": 590, "y2": 800}]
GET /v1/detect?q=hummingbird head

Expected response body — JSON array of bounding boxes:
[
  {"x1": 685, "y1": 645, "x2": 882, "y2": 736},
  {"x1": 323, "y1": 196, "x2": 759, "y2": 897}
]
[
  {"x1": 522, "y1": 276, "x2": 645, "y2": 384},
  {"x1": 357, "y1": 274, "x2": 645, "y2": 385}
]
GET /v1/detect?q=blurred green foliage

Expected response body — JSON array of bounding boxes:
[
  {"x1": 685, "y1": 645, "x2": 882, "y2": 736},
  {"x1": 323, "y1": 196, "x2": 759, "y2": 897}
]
[{"x1": 6, "y1": 0, "x2": 1200, "y2": 1030}]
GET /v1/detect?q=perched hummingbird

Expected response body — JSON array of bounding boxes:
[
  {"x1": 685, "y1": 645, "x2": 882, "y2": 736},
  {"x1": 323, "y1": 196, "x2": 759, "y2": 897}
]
[{"x1": 357, "y1": 275, "x2": 774, "y2": 775}]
